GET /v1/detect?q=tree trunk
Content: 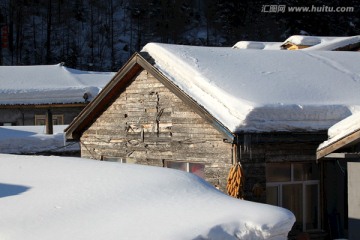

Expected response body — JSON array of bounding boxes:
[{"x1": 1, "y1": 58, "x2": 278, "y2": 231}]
[{"x1": 46, "y1": 0, "x2": 52, "y2": 63}]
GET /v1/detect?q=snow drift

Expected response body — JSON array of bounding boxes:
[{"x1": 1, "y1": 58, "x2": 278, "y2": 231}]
[
  {"x1": 0, "y1": 125, "x2": 79, "y2": 154},
  {"x1": 0, "y1": 154, "x2": 295, "y2": 240}
]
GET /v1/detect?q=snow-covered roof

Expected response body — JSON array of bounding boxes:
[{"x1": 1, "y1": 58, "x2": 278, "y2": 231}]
[
  {"x1": 283, "y1": 35, "x2": 322, "y2": 46},
  {"x1": 318, "y1": 112, "x2": 360, "y2": 152},
  {"x1": 304, "y1": 35, "x2": 360, "y2": 51},
  {"x1": 232, "y1": 41, "x2": 282, "y2": 50},
  {"x1": 0, "y1": 64, "x2": 115, "y2": 105},
  {"x1": 283, "y1": 35, "x2": 360, "y2": 51},
  {"x1": 0, "y1": 125, "x2": 79, "y2": 154},
  {"x1": 142, "y1": 43, "x2": 360, "y2": 133},
  {"x1": 0, "y1": 154, "x2": 295, "y2": 239}
]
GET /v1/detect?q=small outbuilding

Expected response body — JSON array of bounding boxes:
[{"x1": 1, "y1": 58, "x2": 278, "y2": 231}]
[
  {"x1": 317, "y1": 112, "x2": 360, "y2": 239},
  {"x1": 66, "y1": 43, "x2": 360, "y2": 237}
]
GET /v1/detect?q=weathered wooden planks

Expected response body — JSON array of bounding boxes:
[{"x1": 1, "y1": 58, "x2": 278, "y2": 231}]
[{"x1": 80, "y1": 69, "x2": 233, "y2": 191}]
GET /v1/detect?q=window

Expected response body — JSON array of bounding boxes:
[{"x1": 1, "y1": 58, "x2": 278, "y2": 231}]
[
  {"x1": 101, "y1": 156, "x2": 135, "y2": 164},
  {"x1": 266, "y1": 163, "x2": 320, "y2": 231},
  {"x1": 35, "y1": 115, "x2": 64, "y2": 125},
  {"x1": 165, "y1": 161, "x2": 205, "y2": 178}
]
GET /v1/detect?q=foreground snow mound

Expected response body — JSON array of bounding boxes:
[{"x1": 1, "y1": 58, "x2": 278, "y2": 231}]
[
  {"x1": 0, "y1": 125, "x2": 79, "y2": 154},
  {"x1": 0, "y1": 154, "x2": 295, "y2": 240}
]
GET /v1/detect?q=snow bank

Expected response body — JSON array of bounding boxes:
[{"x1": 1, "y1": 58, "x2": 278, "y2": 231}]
[
  {"x1": 0, "y1": 125, "x2": 79, "y2": 154},
  {"x1": 0, "y1": 64, "x2": 115, "y2": 105},
  {"x1": 141, "y1": 43, "x2": 360, "y2": 132},
  {"x1": 0, "y1": 154, "x2": 295, "y2": 240}
]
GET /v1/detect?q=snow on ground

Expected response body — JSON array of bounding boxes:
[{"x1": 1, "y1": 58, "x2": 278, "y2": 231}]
[
  {"x1": 0, "y1": 154, "x2": 295, "y2": 240},
  {"x1": 142, "y1": 43, "x2": 360, "y2": 133},
  {"x1": 0, "y1": 125, "x2": 79, "y2": 154},
  {"x1": 0, "y1": 64, "x2": 115, "y2": 105}
]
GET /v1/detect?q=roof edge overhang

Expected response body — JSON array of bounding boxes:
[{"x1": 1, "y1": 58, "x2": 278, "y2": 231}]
[
  {"x1": 65, "y1": 52, "x2": 235, "y2": 143},
  {"x1": 316, "y1": 128, "x2": 360, "y2": 160},
  {"x1": 0, "y1": 103, "x2": 87, "y2": 109}
]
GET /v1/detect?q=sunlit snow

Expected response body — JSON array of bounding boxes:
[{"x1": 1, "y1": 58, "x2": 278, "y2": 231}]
[
  {"x1": 142, "y1": 43, "x2": 360, "y2": 132},
  {"x1": 0, "y1": 154, "x2": 295, "y2": 240}
]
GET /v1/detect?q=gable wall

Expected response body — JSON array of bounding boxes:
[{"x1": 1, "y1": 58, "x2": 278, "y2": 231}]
[{"x1": 80, "y1": 69, "x2": 233, "y2": 190}]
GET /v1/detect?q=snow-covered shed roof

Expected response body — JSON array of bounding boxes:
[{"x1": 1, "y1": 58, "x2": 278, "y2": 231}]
[
  {"x1": 317, "y1": 112, "x2": 360, "y2": 159},
  {"x1": 233, "y1": 35, "x2": 360, "y2": 51},
  {"x1": 283, "y1": 35, "x2": 360, "y2": 51},
  {"x1": 141, "y1": 43, "x2": 360, "y2": 133},
  {"x1": 232, "y1": 41, "x2": 282, "y2": 50},
  {"x1": 0, "y1": 64, "x2": 115, "y2": 105}
]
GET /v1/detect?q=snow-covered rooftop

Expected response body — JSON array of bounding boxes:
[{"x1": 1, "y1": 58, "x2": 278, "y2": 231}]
[
  {"x1": 318, "y1": 112, "x2": 360, "y2": 151},
  {"x1": 232, "y1": 41, "x2": 282, "y2": 50},
  {"x1": 283, "y1": 35, "x2": 360, "y2": 51},
  {"x1": 0, "y1": 64, "x2": 115, "y2": 105},
  {"x1": 233, "y1": 35, "x2": 360, "y2": 51},
  {"x1": 141, "y1": 43, "x2": 360, "y2": 133},
  {"x1": 0, "y1": 125, "x2": 79, "y2": 154},
  {"x1": 0, "y1": 154, "x2": 295, "y2": 239}
]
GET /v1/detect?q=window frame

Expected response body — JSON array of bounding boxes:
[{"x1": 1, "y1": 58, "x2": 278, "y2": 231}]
[
  {"x1": 101, "y1": 156, "x2": 135, "y2": 164},
  {"x1": 266, "y1": 163, "x2": 321, "y2": 231},
  {"x1": 164, "y1": 160, "x2": 205, "y2": 178}
]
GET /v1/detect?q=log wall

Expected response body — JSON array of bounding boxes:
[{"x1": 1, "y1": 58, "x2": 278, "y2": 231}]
[{"x1": 80, "y1": 70, "x2": 233, "y2": 190}]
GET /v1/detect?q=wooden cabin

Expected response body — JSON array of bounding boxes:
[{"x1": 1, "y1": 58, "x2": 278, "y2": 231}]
[{"x1": 66, "y1": 43, "x2": 360, "y2": 238}]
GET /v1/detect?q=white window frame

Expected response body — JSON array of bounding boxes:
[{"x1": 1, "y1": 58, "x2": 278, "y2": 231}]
[{"x1": 266, "y1": 163, "x2": 320, "y2": 231}]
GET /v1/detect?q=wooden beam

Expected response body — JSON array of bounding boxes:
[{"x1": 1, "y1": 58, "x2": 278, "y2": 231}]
[{"x1": 46, "y1": 109, "x2": 53, "y2": 135}]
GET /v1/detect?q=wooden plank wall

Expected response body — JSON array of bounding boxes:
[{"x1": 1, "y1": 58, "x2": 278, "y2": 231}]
[
  {"x1": 80, "y1": 69, "x2": 233, "y2": 191},
  {"x1": 237, "y1": 132, "x2": 327, "y2": 203},
  {"x1": 0, "y1": 107, "x2": 84, "y2": 125}
]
